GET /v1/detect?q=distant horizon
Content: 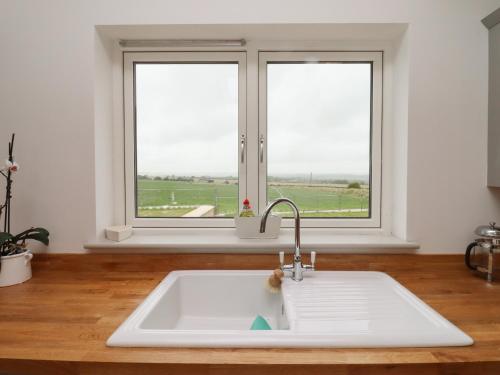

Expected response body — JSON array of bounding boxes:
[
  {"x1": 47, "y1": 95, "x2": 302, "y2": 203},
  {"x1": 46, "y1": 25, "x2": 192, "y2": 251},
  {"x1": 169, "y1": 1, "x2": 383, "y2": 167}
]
[{"x1": 137, "y1": 172, "x2": 370, "y2": 183}]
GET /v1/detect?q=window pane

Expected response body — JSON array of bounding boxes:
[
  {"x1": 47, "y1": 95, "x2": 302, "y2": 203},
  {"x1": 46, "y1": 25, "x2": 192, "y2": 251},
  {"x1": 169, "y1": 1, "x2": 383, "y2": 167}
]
[
  {"x1": 135, "y1": 63, "x2": 239, "y2": 218},
  {"x1": 267, "y1": 63, "x2": 371, "y2": 218}
]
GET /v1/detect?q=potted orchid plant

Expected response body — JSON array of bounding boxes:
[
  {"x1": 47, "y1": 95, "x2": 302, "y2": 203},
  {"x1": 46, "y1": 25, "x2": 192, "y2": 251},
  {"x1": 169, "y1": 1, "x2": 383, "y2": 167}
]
[{"x1": 0, "y1": 134, "x2": 49, "y2": 287}]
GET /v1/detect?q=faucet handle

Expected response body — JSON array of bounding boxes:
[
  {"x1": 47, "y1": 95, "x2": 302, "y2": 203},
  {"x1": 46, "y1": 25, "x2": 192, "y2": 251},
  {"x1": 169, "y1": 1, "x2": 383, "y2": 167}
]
[
  {"x1": 310, "y1": 251, "x2": 316, "y2": 269},
  {"x1": 279, "y1": 251, "x2": 284, "y2": 268}
]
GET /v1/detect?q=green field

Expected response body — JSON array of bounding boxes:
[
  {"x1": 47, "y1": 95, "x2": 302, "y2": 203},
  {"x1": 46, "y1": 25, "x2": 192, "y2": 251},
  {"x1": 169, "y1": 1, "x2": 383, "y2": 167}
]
[{"x1": 137, "y1": 179, "x2": 369, "y2": 218}]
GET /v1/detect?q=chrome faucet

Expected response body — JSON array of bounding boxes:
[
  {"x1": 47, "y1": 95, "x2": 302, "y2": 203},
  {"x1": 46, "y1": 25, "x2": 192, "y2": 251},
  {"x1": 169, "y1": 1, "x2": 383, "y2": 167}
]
[{"x1": 260, "y1": 198, "x2": 316, "y2": 282}]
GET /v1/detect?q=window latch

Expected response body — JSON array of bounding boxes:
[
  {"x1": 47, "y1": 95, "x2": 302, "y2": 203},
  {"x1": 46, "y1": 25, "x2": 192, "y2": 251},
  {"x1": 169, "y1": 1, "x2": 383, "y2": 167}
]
[
  {"x1": 240, "y1": 134, "x2": 245, "y2": 164},
  {"x1": 260, "y1": 134, "x2": 265, "y2": 163}
]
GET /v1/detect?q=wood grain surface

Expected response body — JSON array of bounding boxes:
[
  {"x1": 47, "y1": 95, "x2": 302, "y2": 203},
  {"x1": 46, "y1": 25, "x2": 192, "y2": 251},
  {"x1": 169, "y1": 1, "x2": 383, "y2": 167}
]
[{"x1": 0, "y1": 253, "x2": 499, "y2": 375}]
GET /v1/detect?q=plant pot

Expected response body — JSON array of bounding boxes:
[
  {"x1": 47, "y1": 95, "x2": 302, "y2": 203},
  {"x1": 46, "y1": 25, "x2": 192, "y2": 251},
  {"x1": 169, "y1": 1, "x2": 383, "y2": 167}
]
[
  {"x1": 235, "y1": 215, "x2": 281, "y2": 239},
  {"x1": 0, "y1": 250, "x2": 33, "y2": 287}
]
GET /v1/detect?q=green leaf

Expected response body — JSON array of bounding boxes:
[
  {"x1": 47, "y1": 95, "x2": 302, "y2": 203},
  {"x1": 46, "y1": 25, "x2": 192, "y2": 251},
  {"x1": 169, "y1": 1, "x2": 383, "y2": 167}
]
[
  {"x1": 0, "y1": 232, "x2": 13, "y2": 247},
  {"x1": 13, "y1": 227, "x2": 46, "y2": 239},
  {"x1": 19, "y1": 233, "x2": 49, "y2": 246},
  {"x1": 12, "y1": 228, "x2": 49, "y2": 246}
]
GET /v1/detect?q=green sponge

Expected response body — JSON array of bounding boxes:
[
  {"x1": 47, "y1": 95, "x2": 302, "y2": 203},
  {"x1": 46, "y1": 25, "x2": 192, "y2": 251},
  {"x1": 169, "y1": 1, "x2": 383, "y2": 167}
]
[{"x1": 250, "y1": 315, "x2": 272, "y2": 330}]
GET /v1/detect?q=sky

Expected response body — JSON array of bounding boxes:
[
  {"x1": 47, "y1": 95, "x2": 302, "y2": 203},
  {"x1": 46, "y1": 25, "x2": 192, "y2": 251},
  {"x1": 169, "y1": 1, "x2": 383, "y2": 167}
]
[{"x1": 135, "y1": 62, "x2": 371, "y2": 179}]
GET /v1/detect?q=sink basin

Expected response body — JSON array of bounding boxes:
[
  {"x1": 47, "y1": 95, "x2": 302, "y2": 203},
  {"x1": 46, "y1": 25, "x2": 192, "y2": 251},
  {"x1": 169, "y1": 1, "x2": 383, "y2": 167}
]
[
  {"x1": 107, "y1": 270, "x2": 473, "y2": 348},
  {"x1": 141, "y1": 271, "x2": 288, "y2": 331}
]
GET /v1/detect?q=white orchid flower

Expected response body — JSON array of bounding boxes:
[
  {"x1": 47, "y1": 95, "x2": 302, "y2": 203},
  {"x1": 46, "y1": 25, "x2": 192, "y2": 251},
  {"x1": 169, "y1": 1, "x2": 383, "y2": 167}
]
[{"x1": 3, "y1": 160, "x2": 19, "y2": 173}]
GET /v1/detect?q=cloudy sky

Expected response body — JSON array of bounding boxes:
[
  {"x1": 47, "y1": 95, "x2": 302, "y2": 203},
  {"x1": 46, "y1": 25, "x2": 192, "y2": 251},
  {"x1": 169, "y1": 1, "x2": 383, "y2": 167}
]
[{"x1": 136, "y1": 62, "x2": 370, "y2": 178}]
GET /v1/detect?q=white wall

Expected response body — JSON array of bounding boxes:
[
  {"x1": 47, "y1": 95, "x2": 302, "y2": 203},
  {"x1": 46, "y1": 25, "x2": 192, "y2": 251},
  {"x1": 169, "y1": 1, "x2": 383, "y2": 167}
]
[{"x1": 0, "y1": 0, "x2": 499, "y2": 253}]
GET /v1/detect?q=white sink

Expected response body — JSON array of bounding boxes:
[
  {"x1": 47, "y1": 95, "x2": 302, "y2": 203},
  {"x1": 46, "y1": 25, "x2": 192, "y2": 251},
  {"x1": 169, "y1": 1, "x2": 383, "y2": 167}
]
[{"x1": 107, "y1": 270, "x2": 472, "y2": 348}]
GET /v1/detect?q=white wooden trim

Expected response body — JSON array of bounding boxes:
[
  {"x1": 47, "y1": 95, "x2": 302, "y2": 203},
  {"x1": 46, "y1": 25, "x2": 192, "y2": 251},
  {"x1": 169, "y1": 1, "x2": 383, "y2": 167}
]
[
  {"x1": 123, "y1": 52, "x2": 247, "y2": 228},
  {"x1": 258, "y1": 51, "x2": 383, "y2": 228},
  {"x1": 120, "y1": 47, "x2": 387, "y2": 230}
]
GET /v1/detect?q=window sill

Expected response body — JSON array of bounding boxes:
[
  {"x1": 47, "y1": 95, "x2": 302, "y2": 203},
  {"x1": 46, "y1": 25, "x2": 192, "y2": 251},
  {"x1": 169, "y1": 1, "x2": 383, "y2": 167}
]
[{"x1": 84, "y1": 228, "x2": 418, "y2": 253}]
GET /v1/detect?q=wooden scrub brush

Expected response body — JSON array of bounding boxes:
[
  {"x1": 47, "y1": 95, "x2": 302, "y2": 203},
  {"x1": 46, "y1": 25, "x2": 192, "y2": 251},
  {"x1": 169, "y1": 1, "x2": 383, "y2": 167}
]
[{"x1": 266, "y1": 268, "x2": 284, "y2": 293}]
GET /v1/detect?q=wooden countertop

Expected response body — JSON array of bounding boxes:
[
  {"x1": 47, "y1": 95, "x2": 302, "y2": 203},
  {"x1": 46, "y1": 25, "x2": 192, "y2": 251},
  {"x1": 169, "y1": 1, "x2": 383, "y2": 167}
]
[{"x1": 1, "y1": 253, "x2": 499, "y2": 375}]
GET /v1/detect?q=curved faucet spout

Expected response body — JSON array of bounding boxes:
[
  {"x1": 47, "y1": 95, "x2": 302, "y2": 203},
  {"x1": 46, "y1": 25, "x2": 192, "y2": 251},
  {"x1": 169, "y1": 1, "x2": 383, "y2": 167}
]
[
  {"x1": 260, "y1": 198, "x2": 316, "y2": 282},
  {"x1": 260, "y1": 198, "x2": 301, "y2": 261}
]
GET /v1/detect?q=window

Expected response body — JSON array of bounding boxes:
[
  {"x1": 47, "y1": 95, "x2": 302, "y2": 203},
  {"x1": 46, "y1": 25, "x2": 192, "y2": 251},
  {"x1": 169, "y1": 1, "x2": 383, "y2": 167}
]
[
  {"x1": 258, "y1": 52, "x2": 382, "y2": 228},
  {"x1": 124, "y1": 50, "x2": 382, "y2": 228},
  {"x1": 124, "y1": 52, "x2": 247, "y2": 227}
]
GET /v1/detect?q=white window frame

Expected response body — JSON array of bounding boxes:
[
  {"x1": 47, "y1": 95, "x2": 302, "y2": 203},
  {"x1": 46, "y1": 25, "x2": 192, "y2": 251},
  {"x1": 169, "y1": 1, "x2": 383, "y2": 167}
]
[
  {"x1": 258, "y1": 51, "x2": 383, "y2": 228},
  {"x1": 122, "y1": 49, "x2": 383, "y2": 229},
  {"x1": 123, "y1": 52, "x2": 247, "y2": 228}
]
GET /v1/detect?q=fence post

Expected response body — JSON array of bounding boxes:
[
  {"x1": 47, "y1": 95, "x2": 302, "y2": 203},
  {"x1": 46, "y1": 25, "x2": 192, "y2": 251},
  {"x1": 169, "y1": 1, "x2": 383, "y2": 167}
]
[{"x1": 214, "y1": 188, "x2": 218, "y2": 215}]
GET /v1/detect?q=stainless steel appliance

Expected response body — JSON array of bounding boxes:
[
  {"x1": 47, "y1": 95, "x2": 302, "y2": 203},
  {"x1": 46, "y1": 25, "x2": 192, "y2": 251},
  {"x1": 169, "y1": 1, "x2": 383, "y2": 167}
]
[{"x1": 465, "y1": 222, "x2": 500, "y2": 282}]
